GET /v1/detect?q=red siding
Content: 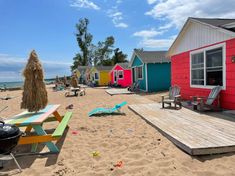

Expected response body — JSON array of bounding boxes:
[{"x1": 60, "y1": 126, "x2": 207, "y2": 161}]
[
  {"x1": 171, "y1": 38, "x2": 235, "y2": 109},
  {"x1": 110, "y1": 65, "x2": 132, "y2": 87}
]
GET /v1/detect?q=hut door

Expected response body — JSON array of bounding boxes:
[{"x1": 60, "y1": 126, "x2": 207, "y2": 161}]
[
  {"x1": 114, "y1": 70, "x2": 118, "y2": 83},
  {"x1": 132, "y1": 68, "x2": 136, "y2": 83}
]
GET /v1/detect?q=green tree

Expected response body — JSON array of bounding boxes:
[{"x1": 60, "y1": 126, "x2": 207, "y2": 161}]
[
  {"x1": 96, "y1": 36, "x2": 115, "y2": 65},
  {"x1": 101, "y1": 59, "x2": 113, "y2": 66},
  {"x1": 111, "y1": 48, "x2": 128, "y2": 65},
  {"x1": 71, "y1": 18, "x2": 93, "y2": 70},
  {"x1": 71, "y1": 53, "x2": 82, "y2": 71}
]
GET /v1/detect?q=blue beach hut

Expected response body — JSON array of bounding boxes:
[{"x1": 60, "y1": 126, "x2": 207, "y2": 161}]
[{"x1": 130, "y1": 49, "x2": 171, "y2": 92}]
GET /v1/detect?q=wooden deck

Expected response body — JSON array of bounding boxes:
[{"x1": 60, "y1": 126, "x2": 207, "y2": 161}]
[
  {"x1": 129, "y1": 103, "x2": 235, "y2": 155},
  {"x1": 106, "y1": 88, "x2": 134, "y2": 95}
]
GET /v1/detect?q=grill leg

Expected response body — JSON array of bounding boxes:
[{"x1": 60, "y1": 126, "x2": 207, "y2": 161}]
[
  {"x1": 10, "y1": 153, "x2": 22, "y2": 172},
  {"x1": 0, "y1": 160, "x2": 3, "y2": 169}
]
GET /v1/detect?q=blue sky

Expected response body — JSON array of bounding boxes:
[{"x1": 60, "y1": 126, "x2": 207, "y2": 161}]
[{"x1": 0, "y1": 0, "x2": 235, "y2": 82}]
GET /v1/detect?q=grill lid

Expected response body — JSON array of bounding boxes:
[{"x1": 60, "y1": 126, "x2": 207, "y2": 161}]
[{"x1": 0, "y1": 121, "x2": 20, "y2": 139}]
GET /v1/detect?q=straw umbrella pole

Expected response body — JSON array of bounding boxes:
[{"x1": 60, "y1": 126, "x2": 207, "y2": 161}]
[
  {"x1": 55, "y1": 75, "x2": 61, "y2": 84},
  {"x1": 63, "y1": 75, "x2": 67, "y2": 86},
  {"x1": 21, "y1": 50, "x2": 48, "y2": 112}
]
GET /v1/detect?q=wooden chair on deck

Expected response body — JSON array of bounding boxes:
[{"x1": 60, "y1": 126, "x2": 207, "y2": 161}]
[
  {"x1": 191, "y1": 86, "x2": 222, "y2": 111},
  {"x1": 128, "y1": 81, "x2": 140, "y2": 92},
  {"x1": 161, "y1": 85, "x2": 181, "y2": 109}
]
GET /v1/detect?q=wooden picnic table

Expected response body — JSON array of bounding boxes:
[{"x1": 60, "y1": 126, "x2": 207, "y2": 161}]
[{"x1": 4, "y1": 104, "x2": 72, "y2": 153}]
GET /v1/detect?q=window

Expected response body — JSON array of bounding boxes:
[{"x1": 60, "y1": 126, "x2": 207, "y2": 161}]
[
  {"x1": 191, "y1": 52, "x2": 204, "y2": 85},
  {"x1": 191, "y1": 45, "x2": 224, "y2": 88},
  {"x1": 94, "y1": 72, "x2": 99, "y2": 80},
  {"x1": 137, "y1": 66, "x2": 143, "y2": 79},
  {"x1": 118, "y1": 71, "x2": 124, "y2": 79}
]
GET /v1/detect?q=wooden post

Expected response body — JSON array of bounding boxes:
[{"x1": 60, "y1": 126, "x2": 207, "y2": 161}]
[{"x1": 53, "y1": 111, "x2": 62, "y2": 122}]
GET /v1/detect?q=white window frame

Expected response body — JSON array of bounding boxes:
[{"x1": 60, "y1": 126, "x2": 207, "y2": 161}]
[
  {"x1": 118, "y1": 70, "x2": 124, "y2": 80},
  {"x1": 94, "y1": 72, "x2": 99, "y2": 81},
  {"x1": 190, "y1": 43, "x2": 226, "y2": 90},
  {"x1": 136, "y1": 66, "x2": 143, "y2": 80}
]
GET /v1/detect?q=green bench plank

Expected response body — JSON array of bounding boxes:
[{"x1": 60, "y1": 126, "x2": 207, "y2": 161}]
[{"x1": 52, "y1": 112, "x2": 73, "y2": 138}]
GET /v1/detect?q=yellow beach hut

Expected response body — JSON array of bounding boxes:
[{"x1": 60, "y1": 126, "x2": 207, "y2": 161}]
[{"x1": 90, "y1": 66, "x2": 112, "y2": 86}]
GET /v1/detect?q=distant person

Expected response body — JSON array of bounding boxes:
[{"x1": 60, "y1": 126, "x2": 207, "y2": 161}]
[{"x1": 0, "y1": 84, "x2": 7, "y2": 92}]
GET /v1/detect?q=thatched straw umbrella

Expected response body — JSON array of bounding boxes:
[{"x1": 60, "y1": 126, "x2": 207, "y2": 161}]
[
  {"x1": 21, "y1": 50, "x2": 48, "y2": 112},
  {"x1": 71, "y1": 74, "x2": 78, "y2": 88}
]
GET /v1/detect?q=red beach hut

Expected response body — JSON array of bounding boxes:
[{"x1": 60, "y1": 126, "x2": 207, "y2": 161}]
[
  {"x1": 110, "y1": 63, "x2": 132, "y2": 87},
  {"x1": 167, "y1": 17, "x2": 235, "y2": 109}
]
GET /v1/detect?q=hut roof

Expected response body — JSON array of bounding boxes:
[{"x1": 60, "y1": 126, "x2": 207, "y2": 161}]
[
  {"x1": 95, "y1": 66, "x2": 113, "y2": 71},
  {"x1": 130, "y1": 50, "x2": 170, "y2": 65}
]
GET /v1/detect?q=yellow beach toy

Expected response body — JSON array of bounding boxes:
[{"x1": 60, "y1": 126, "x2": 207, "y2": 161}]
[{"x1": 92, "y1": 151, "x2": 100, "y2": 157}]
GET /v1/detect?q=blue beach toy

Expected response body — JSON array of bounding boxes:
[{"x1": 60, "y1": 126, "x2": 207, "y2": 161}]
[{"x1": 88, "y1": 102, "x2": 127, "y2": 117}]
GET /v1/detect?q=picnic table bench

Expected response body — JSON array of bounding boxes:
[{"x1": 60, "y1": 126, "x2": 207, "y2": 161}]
[{"x1": 4, "y1": 104, "x2": 72, "y2": 153}]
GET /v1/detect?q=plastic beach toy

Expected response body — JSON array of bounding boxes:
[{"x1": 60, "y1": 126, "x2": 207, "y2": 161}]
[
  {"x1": 92, "y1": 151, "x2": 100, "y2": 157},
  {"x1": 114, "y1": 161, "x2": 123, "y2": 167},
  {"x1": 71, "y1": 130, "x2": 78, "y2": 135}
]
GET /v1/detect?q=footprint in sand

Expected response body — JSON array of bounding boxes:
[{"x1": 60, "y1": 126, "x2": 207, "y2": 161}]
[
  {"x1": 128, "y1": 158, "x2": 152, "y2": 166},
  {"x1": 127, "y1": 152, "x2": 142, "y2": 159},
  {"x1": 156, "y1": 160, "x2": 175, "y2": 168}
]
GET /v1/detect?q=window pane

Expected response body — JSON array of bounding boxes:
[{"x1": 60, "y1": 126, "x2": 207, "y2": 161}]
[
  {"x1": 192, "y1": 69, "x2": 204, "y2": 79},
  {"x1": 191, "y1": 52, "x2": 204, "y2": 85},
  {"x1": 192, "y1": 52, "x2": 204, "y2": 69},
  {"x1": 95, "y1": 73, "x2": 99, "y2": 79},
  {"x1": 206, "y1": 48, "x2": 222, "y2": 68},
  {"x1": 206, "y1": 47, "x2": 223, "y2": 86},
  {"x1": 206, "y1": 68, "x2": 223, "y2": 86},
  {"x1": 137, "y1": 67, "x2": 143, "y2": 79},
  {"x1": 192, "y1": 80, "x2": 204, "y2": 85},
  {"x1": 191, "y1": 70, "x2": 204, "y2": 85},
  {"x1": 119, "y1": 71, "x2": 123, "y2": 78}
]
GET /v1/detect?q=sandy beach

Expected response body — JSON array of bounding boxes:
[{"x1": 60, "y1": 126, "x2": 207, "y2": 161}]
[{"x1": 0, "y1": 87, "x2": 235, "y2": 176}]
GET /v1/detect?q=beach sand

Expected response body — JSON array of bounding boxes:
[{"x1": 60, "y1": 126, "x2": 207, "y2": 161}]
[{"x1": 0, "y1": 87, "x2": 235, "y2": 176}]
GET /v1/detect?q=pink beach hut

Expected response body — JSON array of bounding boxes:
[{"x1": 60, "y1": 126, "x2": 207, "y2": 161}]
[{"x1": 110, "y1": 63, "x2": 132, "y2": 87}]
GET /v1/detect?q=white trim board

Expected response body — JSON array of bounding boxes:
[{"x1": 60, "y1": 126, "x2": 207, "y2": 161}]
[{"x1": 145, "y1": 64, "x2": 148, "y2": 92}]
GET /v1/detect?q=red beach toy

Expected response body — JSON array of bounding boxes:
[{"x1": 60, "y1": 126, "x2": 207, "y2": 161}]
[{"x1": 114, "y1": 161, "x2": 123, "y2": 167}]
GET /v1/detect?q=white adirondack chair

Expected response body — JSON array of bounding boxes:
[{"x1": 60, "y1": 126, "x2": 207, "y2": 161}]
[
  {"x1": 191, "y1": 86, "x2": 222, "y2": 111},
  {"x1": 161, "y1": 85, "x2": 181, "y2": 109}
]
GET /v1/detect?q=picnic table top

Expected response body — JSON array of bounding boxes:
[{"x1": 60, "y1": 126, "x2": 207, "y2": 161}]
[
  {"x1": 5, "y1": 104, "x2": 60, "y2": 126},
  {"x1": 70, "y1": 87, "x2": 81, "y2": 91}
]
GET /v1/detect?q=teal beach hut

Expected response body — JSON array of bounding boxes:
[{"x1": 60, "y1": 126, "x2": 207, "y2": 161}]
[{"x1": 130, "y1": 49, "x2": 171, "y2": 92}]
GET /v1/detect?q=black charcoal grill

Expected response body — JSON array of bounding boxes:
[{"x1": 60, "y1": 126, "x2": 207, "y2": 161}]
[{"x1": 0, "y1": 121, "x2": 21, "y2": 154}]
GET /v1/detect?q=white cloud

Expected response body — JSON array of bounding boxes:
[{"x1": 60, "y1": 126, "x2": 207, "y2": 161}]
[
  {"x1": 107, "y1": 8, "x2": 128, "y2": 28},
  {"x1": 115, "y1": 22, "x2": 128, "y2": 28},
  {"x1": 0, "y1": 54, "x2": 71, "y2": 82},
  {"x1": 140, "y1": 38, "x2": 174, "y2": 49},
  {"x1": 145, "y1": 0, "x2": 235, "y2": 29},
  {"x1": 133, "y1": 28, "x2": 164, "y2": 38},
  {"x1": 70, "y1": 0, "x2": 100, "y2": 10},
  {"x1": 147, "y1": 0, "x2": 158, "y2": 5},
  {"x1": 133, "y1": 28, "x2": 173, "y2": 49}
]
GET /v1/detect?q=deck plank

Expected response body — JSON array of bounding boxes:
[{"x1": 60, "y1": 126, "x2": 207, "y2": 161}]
[{"x1": 129, "y1": 103, "x2": 235, "y2": 155}]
